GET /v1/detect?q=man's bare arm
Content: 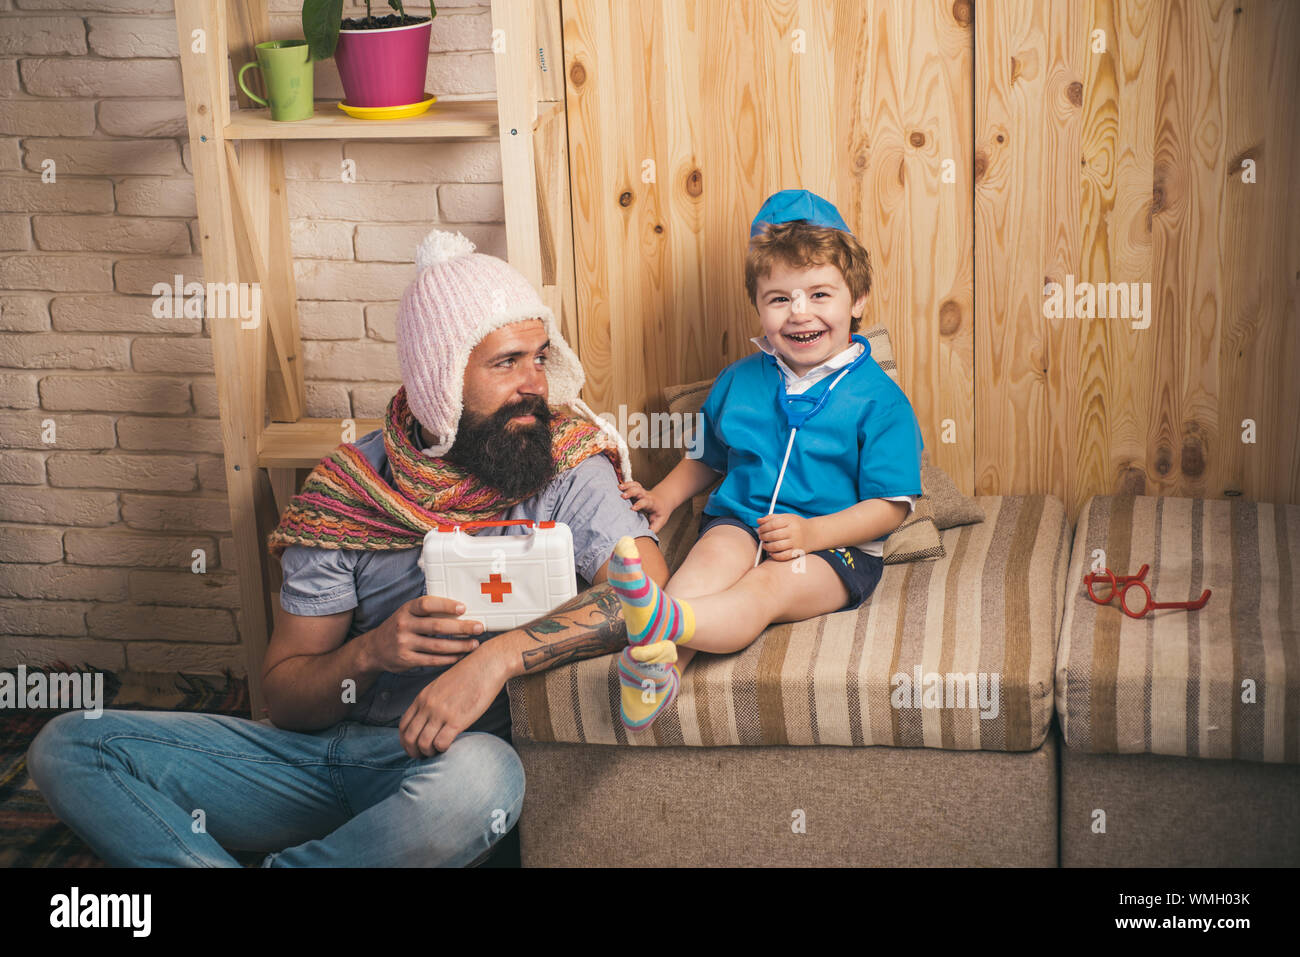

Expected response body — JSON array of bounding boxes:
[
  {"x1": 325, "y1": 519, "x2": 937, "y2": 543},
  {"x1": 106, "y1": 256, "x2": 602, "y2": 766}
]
[
  {"x1": 262, "y1": 602, "x2": 379, "y2": 731},
  {"x1": 510, "y1": 583, "x2": 627, "y2": 674},
  {"x1": 397, "y1": 537, "x2": 670, "y2": 755},
  {"x1": 485, "y1": 536, "x2": 669, "y2": 681},
  {"x1": 265, "y1": 593, "x2": 485, "y2": 732}
]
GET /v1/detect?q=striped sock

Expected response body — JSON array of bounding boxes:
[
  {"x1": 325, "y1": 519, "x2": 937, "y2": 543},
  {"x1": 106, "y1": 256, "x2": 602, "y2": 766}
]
[
  {"x1": 608, "y1": 536, "x2": 695, "y2": 647},
  {"x1": 618, "y1": 641, "x2": 680, "y2": 731}
]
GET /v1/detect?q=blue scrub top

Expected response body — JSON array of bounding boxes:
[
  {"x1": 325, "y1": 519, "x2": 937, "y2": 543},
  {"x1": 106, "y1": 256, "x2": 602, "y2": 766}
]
[{"x1": 697, "y1": 334, "x2": 924, "y2": 540}]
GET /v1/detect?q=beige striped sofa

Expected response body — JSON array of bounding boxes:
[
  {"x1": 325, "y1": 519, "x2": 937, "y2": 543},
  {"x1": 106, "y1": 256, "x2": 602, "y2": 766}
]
[
  {"x1": 1056, "y1": 494, "x2": 1300, "y2": 866},
  {"x1": 504, "y1": 326, "x2": 1074, "y2": 866},
  {"x1": 504, "y1": 322, "x2": 1300, "y2": 866},
  {"x1": 508, "y1": 492, "x2": 1069, "y2": 866}
]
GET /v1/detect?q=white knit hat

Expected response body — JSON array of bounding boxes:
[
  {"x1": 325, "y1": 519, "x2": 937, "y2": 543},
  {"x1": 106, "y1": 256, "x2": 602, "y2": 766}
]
[{"x1": 395, "y1": 228, "x2": 631, "y2": 477}]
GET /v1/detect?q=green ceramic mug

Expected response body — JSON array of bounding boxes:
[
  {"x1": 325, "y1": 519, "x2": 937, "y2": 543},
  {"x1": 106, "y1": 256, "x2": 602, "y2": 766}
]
[{"x1": 237, "y1": 40, "x2": 313, "y2": 121}]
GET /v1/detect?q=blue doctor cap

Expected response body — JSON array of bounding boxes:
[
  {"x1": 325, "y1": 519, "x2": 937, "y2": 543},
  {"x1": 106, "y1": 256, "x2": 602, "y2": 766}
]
[{"x1": 750, "y1": 189, "x2": 854, "y2": 238}]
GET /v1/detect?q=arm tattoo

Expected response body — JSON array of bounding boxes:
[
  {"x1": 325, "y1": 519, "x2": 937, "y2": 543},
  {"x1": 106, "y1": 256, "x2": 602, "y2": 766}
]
[{"x1": 519, "y1": 583, "x2": 628, "y2": 673}]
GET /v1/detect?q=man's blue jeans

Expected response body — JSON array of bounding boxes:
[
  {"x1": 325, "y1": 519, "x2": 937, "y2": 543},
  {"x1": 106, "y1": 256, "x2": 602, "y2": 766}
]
[{"x1": 26, "y1": 709, "x2": 525, "y2": 867}]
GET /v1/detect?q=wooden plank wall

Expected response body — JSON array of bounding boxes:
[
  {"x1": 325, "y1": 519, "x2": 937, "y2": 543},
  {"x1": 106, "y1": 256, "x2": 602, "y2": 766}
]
[
  {"x1": 562, "y1": 0, "x2": 1298, "y2": 524},
  {"x1": 978, "y1": 0, "x2": 1299, "y2": 527},
  {"x1": 562, "y1": 0, "x2": 974, "y2": 487}
]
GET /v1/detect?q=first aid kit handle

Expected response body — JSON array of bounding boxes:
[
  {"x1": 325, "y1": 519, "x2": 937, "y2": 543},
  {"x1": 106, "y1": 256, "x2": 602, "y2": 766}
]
[{"x1": 434, "y1": 519, "x2": 557, "y2": 533}]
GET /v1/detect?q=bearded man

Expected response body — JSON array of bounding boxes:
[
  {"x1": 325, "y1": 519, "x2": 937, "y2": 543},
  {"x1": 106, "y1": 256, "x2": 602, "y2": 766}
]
[{"x1": 27, "y1": 230, "x2": 667, "y2": 867}]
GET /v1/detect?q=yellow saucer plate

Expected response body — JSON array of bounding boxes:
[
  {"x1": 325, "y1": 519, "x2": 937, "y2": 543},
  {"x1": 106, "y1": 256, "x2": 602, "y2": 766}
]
[{"x1": 337, "y1": 93, "x2": 437, "y2": 120}]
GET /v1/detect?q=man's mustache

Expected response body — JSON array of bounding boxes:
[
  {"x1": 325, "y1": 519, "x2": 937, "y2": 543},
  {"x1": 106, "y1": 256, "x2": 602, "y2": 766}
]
[{"x1": 494, "y1": 398, "x2": 551, "y2": 424}]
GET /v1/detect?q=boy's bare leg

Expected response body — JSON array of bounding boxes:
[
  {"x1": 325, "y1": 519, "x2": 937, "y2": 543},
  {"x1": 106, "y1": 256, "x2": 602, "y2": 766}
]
[
  {"x1": 662, "y1": 524, "x2": 759, "y2": 673},
  {"x1": 677, "y1": 552, "x2": 849, "y2": 655},
  {"x1": 608, "y1": 529, "x2": 847, "y2": 729}
]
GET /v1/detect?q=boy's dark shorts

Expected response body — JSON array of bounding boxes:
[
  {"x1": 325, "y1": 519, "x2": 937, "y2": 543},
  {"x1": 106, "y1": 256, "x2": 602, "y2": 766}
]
[{"x1": 697, "y1": 512, "x2": 885, "y2": 613}]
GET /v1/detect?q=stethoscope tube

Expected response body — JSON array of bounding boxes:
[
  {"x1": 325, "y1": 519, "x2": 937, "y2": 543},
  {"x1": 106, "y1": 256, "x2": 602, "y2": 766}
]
[{"x1": 752, "y1": 338, "x2": 870, "y2": 566}]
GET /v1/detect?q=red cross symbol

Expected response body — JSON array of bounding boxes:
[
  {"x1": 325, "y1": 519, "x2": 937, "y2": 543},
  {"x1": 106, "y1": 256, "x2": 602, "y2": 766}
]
[{"x1": 480, "y1": 573, "x2": 512, "y2": 603}]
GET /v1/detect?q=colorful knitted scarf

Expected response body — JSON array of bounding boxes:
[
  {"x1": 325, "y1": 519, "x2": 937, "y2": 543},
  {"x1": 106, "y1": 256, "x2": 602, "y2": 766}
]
[{"x1": 266, "y1": 387, "x2": 625, "y2": 558}]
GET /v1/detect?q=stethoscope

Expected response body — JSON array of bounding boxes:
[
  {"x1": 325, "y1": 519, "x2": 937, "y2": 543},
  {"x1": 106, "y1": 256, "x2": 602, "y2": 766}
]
[{"x1": 753, "y1": 332, "x2": 873, "y2": 566}]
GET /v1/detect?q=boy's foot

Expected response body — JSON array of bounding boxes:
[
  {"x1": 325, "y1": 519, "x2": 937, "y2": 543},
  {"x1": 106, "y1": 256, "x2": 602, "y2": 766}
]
[
  {"x1": 618, "y1": 640, "x2": 680, "y2": 731},
  {"x1": 608, "y1": 536, "x2": 695, "y2": 647}
]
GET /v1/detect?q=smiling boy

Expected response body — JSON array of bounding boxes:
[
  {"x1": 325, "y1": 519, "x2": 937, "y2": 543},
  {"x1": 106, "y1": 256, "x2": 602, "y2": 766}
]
[{"x1": 613, "y1": 188, "x2": 925, "y2": 729}]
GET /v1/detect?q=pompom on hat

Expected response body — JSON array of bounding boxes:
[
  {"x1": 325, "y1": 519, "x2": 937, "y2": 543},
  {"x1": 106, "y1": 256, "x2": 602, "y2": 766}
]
[{"x1": 395, "y1": 228, "x2": 631, "y2": 477}]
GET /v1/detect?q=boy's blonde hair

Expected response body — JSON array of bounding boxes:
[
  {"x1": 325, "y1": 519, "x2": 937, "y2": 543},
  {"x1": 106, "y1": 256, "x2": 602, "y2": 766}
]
[{"x1": 744, "y1": 221, "x2": 872, "y2": 332}]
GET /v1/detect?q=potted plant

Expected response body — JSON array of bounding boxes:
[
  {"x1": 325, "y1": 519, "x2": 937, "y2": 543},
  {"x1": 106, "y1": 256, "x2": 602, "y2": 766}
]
[{"x1": 303, "y1": 0, "x2": 437, "y2": 109}]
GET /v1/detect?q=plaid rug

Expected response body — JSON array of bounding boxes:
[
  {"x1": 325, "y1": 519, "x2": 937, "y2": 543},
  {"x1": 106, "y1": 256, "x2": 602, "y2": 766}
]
[{"x1": 0, "y1": 662, "x2": 253, "y2": 868}]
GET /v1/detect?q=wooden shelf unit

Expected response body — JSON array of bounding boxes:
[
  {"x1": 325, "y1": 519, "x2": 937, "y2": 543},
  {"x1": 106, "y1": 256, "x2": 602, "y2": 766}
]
[
  {"x1": 257, "y1": 419, "x2": 384, "y2": 470},
  {"x1": 224, "y1": 97, "x2": 500, "y2": 140},
  {"x1": 174, "y1": 0, "x2": 576, "y2": 716}
]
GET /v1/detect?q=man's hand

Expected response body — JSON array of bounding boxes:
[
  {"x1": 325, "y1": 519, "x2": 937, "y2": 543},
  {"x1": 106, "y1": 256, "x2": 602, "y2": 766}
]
[
  {"x1": 756, "y1": 512, "x2": 812, "y2": 560},
  {"x1": 361, "y1": 594, "x2": 485, "y2": 675},
  {"x1": 398, "y1": 648, "x2": 506, "y2": 757}
]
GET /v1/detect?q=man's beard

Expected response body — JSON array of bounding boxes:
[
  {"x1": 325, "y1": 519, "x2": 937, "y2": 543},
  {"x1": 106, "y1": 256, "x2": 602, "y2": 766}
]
[{"x1": 443, "y1": 396, "x2": 556, "y2": 500}]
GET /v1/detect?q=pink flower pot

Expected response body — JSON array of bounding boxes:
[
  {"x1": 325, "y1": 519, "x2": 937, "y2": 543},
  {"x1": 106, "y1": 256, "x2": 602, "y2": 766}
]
[{"x1": 335, "y1": 19, "x2": 432, "y2": 108}]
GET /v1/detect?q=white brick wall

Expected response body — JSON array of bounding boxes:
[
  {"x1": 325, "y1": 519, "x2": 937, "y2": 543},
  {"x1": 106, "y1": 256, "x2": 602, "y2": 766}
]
[{"x1": 1, "y1": 0, "x2": 506, "y2": 678}]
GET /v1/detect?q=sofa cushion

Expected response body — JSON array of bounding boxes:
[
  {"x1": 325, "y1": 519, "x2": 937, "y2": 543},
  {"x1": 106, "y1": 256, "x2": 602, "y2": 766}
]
[
  {"x1": 920, "y1": 449, "x2": 985, "y2": 530},
  {"x1": 1056, "y1": 494, "x2": 1300, "y2": 764},
  {"x1": 881, "y1": 494, "x2": 945, "y2": 564},
  {"x1": 507, "y1": 494, "x2": 1069, "y2": 750},
  {"x1": 656, "y1": 496, "x2": 703, "y2": 575},
  {"x1": 662, "y1": 376, "x2": 719, "y2": 515}
]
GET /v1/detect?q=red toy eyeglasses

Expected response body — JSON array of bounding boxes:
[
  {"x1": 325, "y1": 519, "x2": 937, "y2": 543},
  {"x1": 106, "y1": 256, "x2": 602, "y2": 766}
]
[{"x1": 1083, "y1": 564, "x2": 1212, "y2": 619}]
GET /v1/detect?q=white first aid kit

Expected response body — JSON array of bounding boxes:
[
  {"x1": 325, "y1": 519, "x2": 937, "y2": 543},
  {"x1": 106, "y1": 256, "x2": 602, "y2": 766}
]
[{"x1": 418, "y1": 519, "x2": 578, "y2": 630}]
